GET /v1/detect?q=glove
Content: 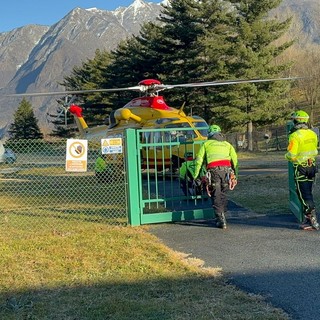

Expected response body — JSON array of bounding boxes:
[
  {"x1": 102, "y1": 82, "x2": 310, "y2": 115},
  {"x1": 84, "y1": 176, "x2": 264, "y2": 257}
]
[{"x1": 229, "y1": 171, "x2": 237, "y2": 190}]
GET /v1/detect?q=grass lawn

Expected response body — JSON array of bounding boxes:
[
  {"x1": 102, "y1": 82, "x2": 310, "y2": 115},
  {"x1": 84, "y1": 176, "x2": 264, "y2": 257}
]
[
  {"x1": 0, "y1": 150, "x2": 304, "y2": 319},
  {"x1": 229, "y1": 172, "x2": 290, "y2": 214},
  {"x1": 0, "y1": 219, "x2": 289, "y2": 319},
  {"x1": 230, "y1": 151, "x2": 320, "y2": 214}
]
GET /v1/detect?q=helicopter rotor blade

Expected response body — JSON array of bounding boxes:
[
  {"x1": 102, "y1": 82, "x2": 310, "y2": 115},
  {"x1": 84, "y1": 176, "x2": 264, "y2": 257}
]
[
  {"x1": 4, "y1": 77, "x2": 301, "y2": 98},
  {"x1": 5, "y1": 85, "x2": 143, "y2": 97},
  {"x1": 155, "y1": 77, "x2": 301, "y2": 91},
  {"x1": 56, "y1": 105, "x2": 67, "y2": 126}
]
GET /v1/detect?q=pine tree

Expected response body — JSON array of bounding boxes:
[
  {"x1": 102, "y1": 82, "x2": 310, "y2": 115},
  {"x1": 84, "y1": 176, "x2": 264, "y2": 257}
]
[
  {"x1": 61, "y1": 49, "x2": 114, "y2": 128},
  {"x1": 137, "y1": 0, "x2": 234, "y2": 117},
  {"x1": 63, "y1": 49, "x2": 113, "y2": 106},
  {"x1": 211, "y1": 0, "x2": 293, "y2": 149},
  {"x1": 102, "y1": 36, "x2": 154, "y2": 108},
  {"x1": 8, "y1": 98, "x2": 43, "y2": 140},
  {"x1": 157, "y1": 0, "x2": 231, "y2": 81},
  {"x1": 103, "y1": 0, "x2": 233, "y2": 118},
  {"x1": 61, "y1": 0, "x2": 294, "y2": 140}
]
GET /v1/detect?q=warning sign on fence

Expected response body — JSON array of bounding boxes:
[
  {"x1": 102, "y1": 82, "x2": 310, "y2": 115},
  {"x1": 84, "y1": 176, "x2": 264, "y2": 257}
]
[
  {"x1": 65, "y1": 139, "x2": 88, "y2": 172},
  {"x1": 101, "y1": 138, "x2": 123, "y2": 154}
]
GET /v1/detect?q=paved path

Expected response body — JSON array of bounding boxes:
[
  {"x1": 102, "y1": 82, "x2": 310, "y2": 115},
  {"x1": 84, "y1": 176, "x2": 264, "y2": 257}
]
[{"x1": 149, "y1": 208, "x2": 320, "y2": 320}]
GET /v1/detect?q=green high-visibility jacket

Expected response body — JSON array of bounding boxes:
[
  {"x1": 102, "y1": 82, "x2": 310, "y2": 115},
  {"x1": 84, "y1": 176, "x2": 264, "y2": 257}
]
[
  {"x1": 179, "y1": 160, "x2": 206, "y2": 181},
  {"x1": 95, "y1": 156, "x2": 106, "y2": 173},
  {"x1": 285, "y1": 128, "x2": 318, "y2": 164},
  {"x1": 193, "y1": 139, "x2": 238, "y2": 178}
]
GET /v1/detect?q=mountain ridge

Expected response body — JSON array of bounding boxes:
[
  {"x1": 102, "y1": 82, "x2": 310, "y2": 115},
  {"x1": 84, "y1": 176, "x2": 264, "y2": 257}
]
[
  {"x1": 0, "y1": 0, "x2": 163, "y2": 136},
  {"x1": 0, "y1": 0, "x2": 318, "y2": 137}
]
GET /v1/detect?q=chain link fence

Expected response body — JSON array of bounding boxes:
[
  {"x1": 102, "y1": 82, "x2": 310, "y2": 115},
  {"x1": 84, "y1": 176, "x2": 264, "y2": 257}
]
[
  {"x1": 226, "y1": 125, "x2": 289, "y2": 152},
  {"x1": 0, "y1": 139, "x2": 128, "y2": 230},
  {"x1": 0, "y1": 125, "x2": 290, "y2": 231}
]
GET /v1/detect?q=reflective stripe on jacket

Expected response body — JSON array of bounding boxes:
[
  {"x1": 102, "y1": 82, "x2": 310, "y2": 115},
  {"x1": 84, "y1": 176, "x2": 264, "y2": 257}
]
[
  {"x1": 193, "y1": 140, "x2": 238, "y2": 178},
  {"x1": 285, "y1": 129, "x2": 318, "y2": 164}
]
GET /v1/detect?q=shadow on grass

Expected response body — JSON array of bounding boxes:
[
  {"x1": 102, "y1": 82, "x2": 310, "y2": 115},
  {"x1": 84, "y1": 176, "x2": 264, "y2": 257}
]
[{"x1": 0, "y1": 276, "x2": 288, "y2": 320}]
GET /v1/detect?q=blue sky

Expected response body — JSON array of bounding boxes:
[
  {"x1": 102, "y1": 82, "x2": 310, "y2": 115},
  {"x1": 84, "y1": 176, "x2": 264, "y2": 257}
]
[{"x1": 0, "y1": 0, "x2": 161, "y2": 32}]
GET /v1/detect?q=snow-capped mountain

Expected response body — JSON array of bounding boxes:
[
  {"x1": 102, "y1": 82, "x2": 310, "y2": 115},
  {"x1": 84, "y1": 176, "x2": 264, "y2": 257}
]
[
  {"x1": 0, "y1": 0, "x2": 163, "y2": 136},
  {"x1": 0, "y1": 0, "x2": 319, "y2": 136}
]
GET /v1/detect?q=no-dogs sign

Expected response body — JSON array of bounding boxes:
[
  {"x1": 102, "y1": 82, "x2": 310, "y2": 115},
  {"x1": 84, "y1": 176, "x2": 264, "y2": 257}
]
[{"x1": 66, "y1": 139, "x2": 88, "y2": 172}]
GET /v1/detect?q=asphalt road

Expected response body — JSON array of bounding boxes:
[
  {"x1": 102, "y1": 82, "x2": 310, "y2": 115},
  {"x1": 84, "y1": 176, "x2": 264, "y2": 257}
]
[{"x1": 149, "y1": 208, "x2": 320, "y2": 320}]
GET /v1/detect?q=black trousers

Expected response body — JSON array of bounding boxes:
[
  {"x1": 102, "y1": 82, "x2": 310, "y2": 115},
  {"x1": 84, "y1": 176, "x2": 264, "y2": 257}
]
[
  {"x1": 180, "y1": 179, "x2": 193, "y2": 196},
  {"x1": 294, "y1": 163, "x2": 317, "y2": 214},
  {"x1": 207, "y1": 167, "x2": 229, "y2": 214}
]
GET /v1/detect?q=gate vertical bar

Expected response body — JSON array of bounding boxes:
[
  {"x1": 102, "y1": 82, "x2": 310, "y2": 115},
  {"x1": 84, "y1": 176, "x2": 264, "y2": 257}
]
[
  {"x1": 286, "y1": 121, "x2": 303, "y2": 222},
  {"x1": 125, "y1": 129, "x2": 141, "y2": 226}
]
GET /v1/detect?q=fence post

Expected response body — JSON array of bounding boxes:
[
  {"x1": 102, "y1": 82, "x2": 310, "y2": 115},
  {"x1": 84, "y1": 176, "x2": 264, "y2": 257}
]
[{"x1": 125, "y1": 129, "x2": 141, "y2": 226}]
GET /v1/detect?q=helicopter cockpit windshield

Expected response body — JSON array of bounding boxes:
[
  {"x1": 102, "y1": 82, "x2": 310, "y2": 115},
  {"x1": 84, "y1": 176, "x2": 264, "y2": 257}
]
[
  {"x1": 192, "y1": 117, "x2": 208, "y2": 138},
  {"x1": 164, "y1": 123, "x2": 196, "y2": 142}
]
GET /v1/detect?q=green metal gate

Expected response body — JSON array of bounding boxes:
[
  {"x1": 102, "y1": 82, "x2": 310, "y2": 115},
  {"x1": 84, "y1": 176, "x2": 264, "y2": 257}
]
[
  {"x1": 286, "y1": 121, "x2": 304, "y2": 222},
  {"x1": 125, "y1": 128, "x2": 213, "y2": 226}
]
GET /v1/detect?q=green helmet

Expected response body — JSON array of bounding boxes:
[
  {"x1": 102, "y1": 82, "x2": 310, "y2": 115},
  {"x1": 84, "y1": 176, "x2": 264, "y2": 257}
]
[
  {"x1": 293, "y1": 110, "x2": 309, "y2": 123},
  {"x1": 208, "y1": 125, "x2": 221, "y2": 137}
]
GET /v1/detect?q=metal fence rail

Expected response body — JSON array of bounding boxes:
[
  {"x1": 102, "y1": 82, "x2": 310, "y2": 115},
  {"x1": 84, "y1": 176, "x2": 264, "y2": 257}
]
[{"x1": 0, "y1": 139, "x2": 127, "y2": 229}]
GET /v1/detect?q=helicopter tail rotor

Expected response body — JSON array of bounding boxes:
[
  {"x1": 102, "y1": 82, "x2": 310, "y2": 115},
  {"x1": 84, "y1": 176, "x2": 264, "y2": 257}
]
[{"x1": 56, "y1": 95, "x2": 78, "y2": 127}]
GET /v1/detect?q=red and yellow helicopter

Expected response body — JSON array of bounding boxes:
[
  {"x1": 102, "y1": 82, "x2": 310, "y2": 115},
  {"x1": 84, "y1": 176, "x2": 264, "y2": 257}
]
[
  {"x1": 66, "y1": 77, "x2": 297, "y2": 169},
  {"x1": 8, "y1": 77, "x2": 296, "y2": 170},
  {"x1": 68, "y1": 79, "x2": 209, "y2": 169}
]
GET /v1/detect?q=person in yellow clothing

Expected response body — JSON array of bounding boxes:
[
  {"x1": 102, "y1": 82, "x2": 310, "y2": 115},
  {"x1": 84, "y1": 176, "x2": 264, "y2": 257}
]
[
  {"x1": 193, "y1": 125, "x2": 238, "y2": 229},
  {"x1": 285, "y1": 110, "x2": 319, "y2": 230}
]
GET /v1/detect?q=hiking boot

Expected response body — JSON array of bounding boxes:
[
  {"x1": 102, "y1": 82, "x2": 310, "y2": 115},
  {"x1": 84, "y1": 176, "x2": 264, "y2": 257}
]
[
  {"x1": 216, "y1": 212, "x2": 227, "y2": 229},
  {"x1": 309, "y1": 210, "x2": 320, "y2": 230},
  {"x1": 299, "y1": 222, "x2": 314, "y2": 231},
  {"x1": 300, "y1": 211, "x2": 320, "y2": 231}
]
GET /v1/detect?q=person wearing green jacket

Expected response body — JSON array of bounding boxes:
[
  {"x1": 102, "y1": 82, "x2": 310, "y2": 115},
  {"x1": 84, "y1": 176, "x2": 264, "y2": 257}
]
[
  {"x1": 179, "y1": 152, "x2": 206, "y2": 196},
  {"x1": 95, "y1": 154, "x2": 107, "y2": 182},
  {"x1": 193, "y1": 125, "x2": 238, "y2": 229},
  {"x1": 285, "y1": 110, "x2": 319, "y2": 230}
]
